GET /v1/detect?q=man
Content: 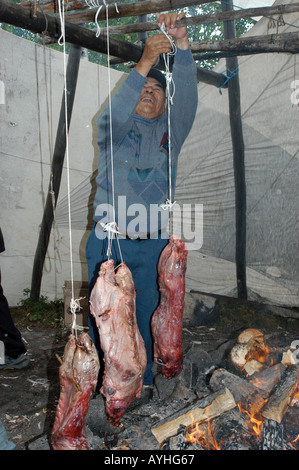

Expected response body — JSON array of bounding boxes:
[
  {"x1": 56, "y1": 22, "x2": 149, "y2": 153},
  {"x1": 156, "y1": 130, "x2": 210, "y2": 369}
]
[
  {"x1": 0, "y1": 228, "x2": 30, "y2": 370},
  {"x1": 86, "y1": 12, "x2": 198, "y2": 396}
]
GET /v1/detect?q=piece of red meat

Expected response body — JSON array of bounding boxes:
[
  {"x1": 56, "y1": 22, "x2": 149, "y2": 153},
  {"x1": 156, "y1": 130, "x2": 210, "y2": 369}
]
[
  {"x1": 89, "y1": 260, "x2": 147, "y2": 426},
  {"x1": 51, "y1": 333, "x2": 100, "y2": 450},
  {"x1": 151, "y1": 235, "x2": 188, "y2": 379}
]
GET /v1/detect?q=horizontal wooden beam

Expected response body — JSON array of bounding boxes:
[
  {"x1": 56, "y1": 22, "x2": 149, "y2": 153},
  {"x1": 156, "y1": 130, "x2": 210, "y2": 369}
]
[
  {"x1": 65, "y1": 0, "x2": 216, "y2": 23},
  {"x1": 0, "y1": 0, "x2": 227, "y2": 88},
  {"x1": 18, "y1": 0, "x2": 126, "y2": 13},
  {"x1": 191, "y1": 31, "x2": 299, "y2": 53},
  {"x1": 102, "y1": 3, "x2": 299, "y2": 35},
  {"x1": 0, "y1": 0, "x2": 140, "y2": 59}
]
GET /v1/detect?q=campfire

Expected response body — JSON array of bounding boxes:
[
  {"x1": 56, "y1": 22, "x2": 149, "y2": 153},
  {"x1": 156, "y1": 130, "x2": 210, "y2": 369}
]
[{"x1": 150, "y1": 328, "x2": 299, "y2": 451}]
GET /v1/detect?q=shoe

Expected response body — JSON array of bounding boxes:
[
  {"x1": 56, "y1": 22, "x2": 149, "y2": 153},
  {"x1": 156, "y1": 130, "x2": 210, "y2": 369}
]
[
  {"x1": 0, "y1": 353, "x2": 30, "y2": 370},
  {"x1": 128, "y1": 385, "x2": 154, "y2": 411}
]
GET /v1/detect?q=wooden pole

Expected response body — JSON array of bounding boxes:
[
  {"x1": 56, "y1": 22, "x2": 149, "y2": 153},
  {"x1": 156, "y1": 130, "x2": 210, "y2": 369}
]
[
  {"x1": 65, "y1": 0, "x2": 217, "y2": 23},
  {"x1": 30, "y1": 44, "x2": 82, "y2": 299},
  {"x1": 221, "y1": 0, "x2": 247, "y2": 300},
  {"x1": 137, "y1": 0, "x2": 148, "y2": 46},
  {"x1": 100, "y1": 3, "x2": 299, "y2": 35},
  {"x1": 0, "y1": 0, "x2": 227, "y2": 89},
  {"x1": 191, "y1": 31, "x2": 299, "y2": 54}
]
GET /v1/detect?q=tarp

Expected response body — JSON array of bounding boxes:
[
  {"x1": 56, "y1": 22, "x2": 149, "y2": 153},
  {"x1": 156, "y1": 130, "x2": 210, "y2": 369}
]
[
  {"x1": 56, "y1": 0, "x2": 299, "y2": 307},
  {"x1": 1, "y1": 0, "x2": 298, "y2": 307},
  {"x1": 175, "y1": 0, "x2": 299, "y2": 306},
  {"x1": 0, "y1": 29, "x2": 126, "y2": 305}
]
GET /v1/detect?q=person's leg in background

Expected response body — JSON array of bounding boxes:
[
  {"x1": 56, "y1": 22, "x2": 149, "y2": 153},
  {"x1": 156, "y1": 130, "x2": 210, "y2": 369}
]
[{"x1": 0, "y1": 270, "x2": 29, "y2": 370}]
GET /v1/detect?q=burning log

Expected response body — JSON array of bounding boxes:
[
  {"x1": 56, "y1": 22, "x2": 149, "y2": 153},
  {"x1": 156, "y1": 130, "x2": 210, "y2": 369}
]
[
  {"x1": 209, "y1": 368, "x2": 269, "y2": 415},
  {"x1": 186, "y1": 409, "x2": 257, "y2": 450},
  {"x1": 261, "y1": 366, "x2": 299, "y2": 424},
  {"x1": 166, "y1": 425, "x2": 203, "y2": 450},
  {"x1": 151, "y1": 388, "x2": 236, "y2": 445},
  {"x1": 243, "y1": 359, "x2": 265, "y2": 376},
  {"x1": 249, "y1": 363, "x2": 286, "y2": 394},
  {"x1": 230, "y1": 328, "x2": 269, "y2": 371}
]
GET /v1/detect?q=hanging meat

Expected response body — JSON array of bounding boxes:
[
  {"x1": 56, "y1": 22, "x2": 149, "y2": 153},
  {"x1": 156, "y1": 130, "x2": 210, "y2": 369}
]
[
  {"x1": 89, "y1": 260, "x2": 147, "y2": 426},
  {"x1": 51, "y1": 332, "x2": 100, "y2": 450},
  {"x1": 151, "y1": 235, "x2": 188, "y2": 379}
]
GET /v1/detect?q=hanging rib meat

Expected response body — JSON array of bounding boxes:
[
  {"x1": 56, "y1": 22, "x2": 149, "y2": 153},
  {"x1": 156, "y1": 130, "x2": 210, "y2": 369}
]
[
  {"x1": 89, "y1": 260, "x2": 147, "y2": 426},
  {"x1": 51, "y1": 333, "x2": 100, "y2": 450},
  {"x1": 151, "y1": 235, "x2": 188, "y2": 379}
]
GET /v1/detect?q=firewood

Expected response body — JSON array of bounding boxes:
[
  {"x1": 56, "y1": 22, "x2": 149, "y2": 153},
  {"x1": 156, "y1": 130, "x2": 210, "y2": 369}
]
[
  {"x1": 230, "y1": 328, "x2": 269, "y2": 369},
  {"x1": 237, "y1": 329, "x2": 264, "y2": 344},
  {"x1": 249, "y1": 363, "x2": 286, "y2": 394},
  {"x1": 209, "y1": 368, "x2": 269, "y2": 415},
  {"x1": 199, "y1": 409, "x2": 254, "y2": 450},
  {"x1": 230, "y1": 343, "x2": 251, "y2": 368},
  {"x1": 243, "y1": 359, "x2": 265, "y2": 376},
  {"x1": 261, "y1": 366, "x2": 299, "y2": 424},
  {"x1": 151, "y1": 388, "x2": 236, "y2": 445},
  {"x1": 210, "y1": 368, "x2": 267, "y2": 401}
]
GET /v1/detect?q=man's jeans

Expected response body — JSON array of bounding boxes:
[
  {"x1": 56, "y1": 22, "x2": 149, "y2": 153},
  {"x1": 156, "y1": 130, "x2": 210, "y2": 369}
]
[{"x1": 85, "y1": 225, "x2": 168, "y2": 385}]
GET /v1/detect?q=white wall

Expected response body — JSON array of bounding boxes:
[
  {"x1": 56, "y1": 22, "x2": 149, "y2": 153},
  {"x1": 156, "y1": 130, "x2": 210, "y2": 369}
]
[{"x1": 0, "y1": 29, "x2": 125, "y2": 305}]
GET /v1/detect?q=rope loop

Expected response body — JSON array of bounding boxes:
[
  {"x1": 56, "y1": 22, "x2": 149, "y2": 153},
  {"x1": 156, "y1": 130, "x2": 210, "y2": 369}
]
[
  {"x1": 218, "y1": 66, "x2": 239, "y2": 95},
  {"x1": 100, "y1": 221, "x2": 120, "y2": 234},
  {"x1": 160, "y1": 199, "x2": 176, "y2": 211}
]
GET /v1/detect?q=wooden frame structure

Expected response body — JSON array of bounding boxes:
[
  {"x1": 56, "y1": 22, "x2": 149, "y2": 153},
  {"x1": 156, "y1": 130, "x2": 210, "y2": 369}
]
[{"x1": 0, "y1": 0, "x2": 298, "y2": 299}]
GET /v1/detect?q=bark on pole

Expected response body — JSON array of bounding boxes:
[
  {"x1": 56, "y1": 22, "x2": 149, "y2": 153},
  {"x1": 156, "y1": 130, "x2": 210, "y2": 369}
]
[
  {"x1": 30, "y1": 44, "x2": 82, "y2": 299},
  {"x1": 221, "y1": 0, "x2": 247, "y2": 299},
  {"x1": 0, "y1": 0, "x2": 228, "y2": 88}
]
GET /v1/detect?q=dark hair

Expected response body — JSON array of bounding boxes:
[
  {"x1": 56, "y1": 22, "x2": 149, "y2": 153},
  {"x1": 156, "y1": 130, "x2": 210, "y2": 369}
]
[{"x1": 147, "y1": 68, "x2": 166, "y2": 92}]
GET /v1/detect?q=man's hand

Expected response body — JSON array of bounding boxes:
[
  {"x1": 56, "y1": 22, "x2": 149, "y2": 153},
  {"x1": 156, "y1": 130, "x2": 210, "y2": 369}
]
[
  {"x1": 135, "y1": 34, "x2": 173, "y2": 77},
  {"x1": 136, "y1": 11, "x2": 189, "y2": 78},
  {"x1": 157, "y1": 12, "x2": 189, "y2": 50}
]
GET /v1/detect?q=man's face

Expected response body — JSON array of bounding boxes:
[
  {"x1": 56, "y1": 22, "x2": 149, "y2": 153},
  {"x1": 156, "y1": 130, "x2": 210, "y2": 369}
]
[{"x1": 135, "y1": 77, "x2": 165, "y2": 119}]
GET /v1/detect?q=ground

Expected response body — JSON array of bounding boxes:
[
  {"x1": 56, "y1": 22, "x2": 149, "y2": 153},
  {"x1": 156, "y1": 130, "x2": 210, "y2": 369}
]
[{"x1": 0, "y1": 297, "x2": 298, "y2": 450}]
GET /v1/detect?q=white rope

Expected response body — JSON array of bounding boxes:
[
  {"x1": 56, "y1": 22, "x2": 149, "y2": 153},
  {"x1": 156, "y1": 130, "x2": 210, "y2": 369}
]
[
  {"x1": 93, "y1": 0, "x2": 123, "y2": 262},
  {"x1": 85, "y1": 0, "x2": 120, "y2": 38},
  {"x1": 101, "y1": 221, "x2": 123, "y2": 263},
  {"x1": 160, "y1": 199, "x2": 176, "y2": 210},
  {"x1": 159, "y1": 22, "x2": 177, "y2": 235},
  {"x1": 95, "y1": 5, "x2": 104, "y2": 37},
  {"x1": 58, "y1": 0, "x2": 77, "y2": 337}
]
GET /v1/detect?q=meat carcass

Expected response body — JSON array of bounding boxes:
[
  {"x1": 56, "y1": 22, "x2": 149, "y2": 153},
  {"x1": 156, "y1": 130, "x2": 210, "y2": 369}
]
[
  {"x1": 89, "y1": 260, "x2": 147, "y2": 426},
  {"x1": 151, "y1": 235, "x2": 188, "y2": 379},
  {"x1": 51, "y1": 333, "x2": 100, "y2": 450}
]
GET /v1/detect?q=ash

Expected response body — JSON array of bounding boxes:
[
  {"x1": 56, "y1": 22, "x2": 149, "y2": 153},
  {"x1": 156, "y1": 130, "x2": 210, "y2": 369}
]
[{"x1": 1, "y1": 296, "x2": 298, "y2": 451}]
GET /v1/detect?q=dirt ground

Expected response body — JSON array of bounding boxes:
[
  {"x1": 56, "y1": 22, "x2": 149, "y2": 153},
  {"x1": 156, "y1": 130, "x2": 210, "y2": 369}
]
[{"x1": 0, "y1": 298, "x2": 298, "y2": 450}]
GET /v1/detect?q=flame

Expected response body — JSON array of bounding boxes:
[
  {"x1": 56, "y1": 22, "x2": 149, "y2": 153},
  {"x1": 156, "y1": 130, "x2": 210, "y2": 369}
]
[
  {"x1": 186, "y1": 420, "x2": 221, "y2": 450},
  {"x1": 237, "y1": 402, "x2": 264, "y2": 437},
  {"x1": 244, "y1": 343, "x2": 270, "y2": 367},
  {"x1": 286, "y1": 434, "x2": 299, "y2": 450},
  {"x1": 290, "y1": 388, "x2": 299, "y2": 407},
  {"x1": 185, "y1": 412, "x2": 221, "y2": 450},
  {"x1": 250, "y1": 376, "x2": 267, "y2": 389}
]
